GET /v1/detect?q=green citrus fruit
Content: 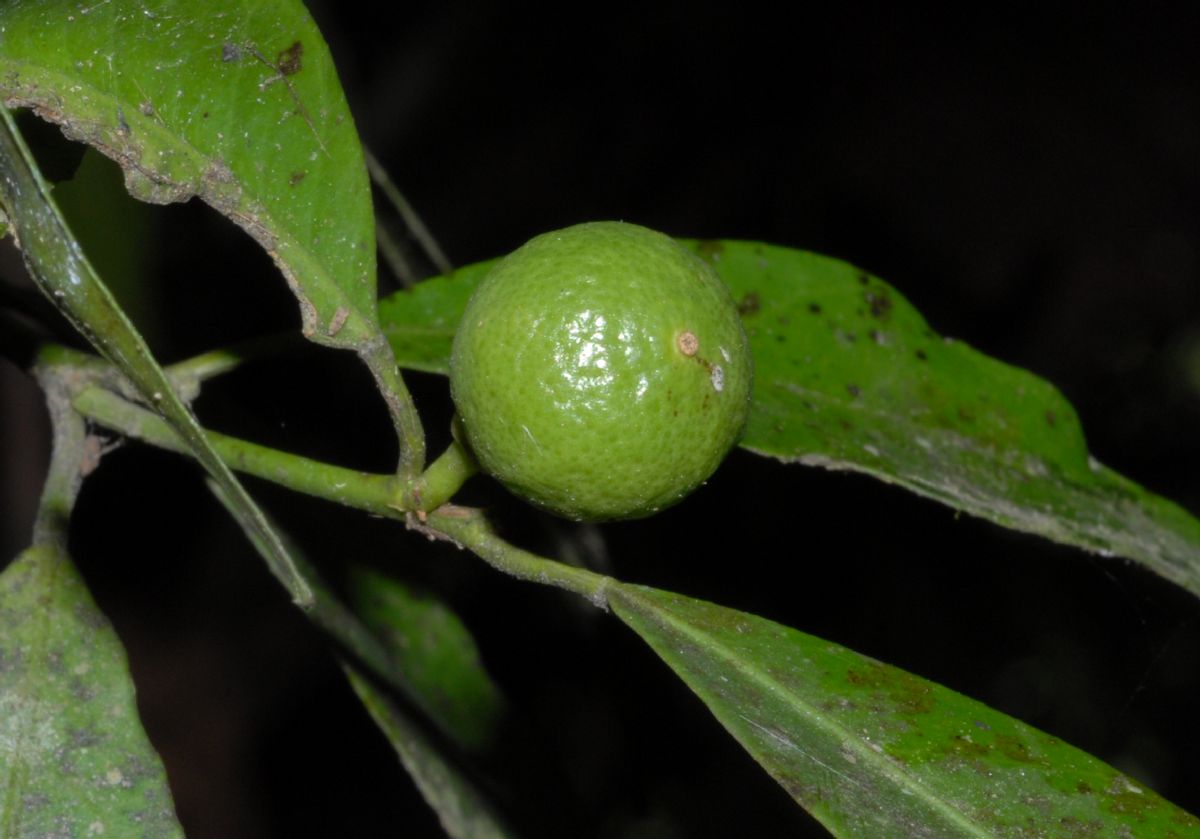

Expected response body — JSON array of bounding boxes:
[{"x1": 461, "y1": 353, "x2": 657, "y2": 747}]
[{"x1": 449, "y1": 221, "x2": 752, "y2": 521}]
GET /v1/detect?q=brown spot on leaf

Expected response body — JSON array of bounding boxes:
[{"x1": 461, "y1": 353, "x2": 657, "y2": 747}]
[
  {"x1": 915, "y1": 348, "x2": 928, "y2": 361},
  {"x1": 846, "y1": 384, "x2": 861, "y2": 398},
  {"x1": 737, "y1": 291, "x2": 761, "y2": 316},
  {"x1": 278, "y1": 41, "x2": 303, "y2": 76},
  {"x1": 289, "y1": 170, "x2": 306, "y2": 186},
  {"x1": 808, "y1": 302, "x2": 822, "y2": 314},
  {"x1": 1045, "y1": 410, "x2": 1057, "y2": 427}
]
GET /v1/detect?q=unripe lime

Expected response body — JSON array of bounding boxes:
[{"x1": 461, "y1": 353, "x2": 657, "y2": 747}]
[{"x1": 449, "y1": 221, "x2": 752, "y2": 521}]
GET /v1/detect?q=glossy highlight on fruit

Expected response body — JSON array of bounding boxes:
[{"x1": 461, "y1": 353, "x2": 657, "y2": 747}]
[{"x1": 449, "y1": 221, "x2": 753, "y2": 521}]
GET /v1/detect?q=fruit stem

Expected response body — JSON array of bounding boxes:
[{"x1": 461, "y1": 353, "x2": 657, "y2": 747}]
[{"x1": 416, "y1": 436, "x2": 479, "y2": 512}]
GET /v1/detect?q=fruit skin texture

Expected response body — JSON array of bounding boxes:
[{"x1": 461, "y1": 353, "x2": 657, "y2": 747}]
[{"x1": 449, "y1": 221, "x2": 752, "y2": 521}]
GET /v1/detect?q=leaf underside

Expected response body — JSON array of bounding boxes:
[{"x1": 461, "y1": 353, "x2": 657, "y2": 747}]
[
  {"x1": 376, "y1": 240, "x2": 1200, "y2": 599},
  {"x1": 609, "y1": 582, "x2": 1200, "y2": 838}
]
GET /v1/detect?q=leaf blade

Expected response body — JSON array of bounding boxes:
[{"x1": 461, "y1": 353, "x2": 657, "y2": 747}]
[
  {"x1": 0, "y1": 543, "x2": 184, "y2": 838},
  {"x1": 345, "y1": 667, "x2": 520, "y2": 839},
  {"x1": 608, "y1": 582, "x2": 1200, "y2": 838},
  {"x1": 0, "y1": 102, "x2": 312, "y2": 605},
  {"x1": 347, "y1": 566, "x2": 506, "y2": 753},
  {"x1": 692, "y1": 240, "x2": 1200, "y2": 598},
  {"x1": 0, "y1": 0, "x2": 378, "y2": 347}
]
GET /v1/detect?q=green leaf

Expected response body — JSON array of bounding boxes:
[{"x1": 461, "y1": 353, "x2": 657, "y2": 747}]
[
  {"x1": 347, "y1": 566, "x2": 505, "y2": 753},
  {"x1": 52, "y1": 148, "x2": 160, "y2": 344},
  {"x1": 691, "y1": 241, "x2": 1200, "y2": 597},
  {"x1": 0, "y1": 104, "x2": 312, "y2": 606},
  {"x1": 207, "y1": 476, "x2": 507, "y2": 753},
  {"x1": 379, "y1": 258, "x2": 494, "y2": 374},
  {"x1": 0, "y1": 0, "x2": 376, "y2": 349},
  {"x1": 0, "y1": 0, "x2": 427, "y2": 476},
  {"x1": 376, "y1": 240, "x2": 1200, "y2": 598},
  {"x1": 0, "y1": 543, "x2": 184, "y2": 838},
  {"x1": 345, "y1": 667, "x2": 519, "y2": 839},
  {"x1": 608, "y1": 583, "x2": 1200, "y2": 838}
]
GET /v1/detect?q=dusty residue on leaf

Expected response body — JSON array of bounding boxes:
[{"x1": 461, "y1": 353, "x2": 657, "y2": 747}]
[
  {"x1": 843, "y1": 661, "x2": 934, "y2": 716},
  {"x1": 864, "y1": 285, "x2": 893, "y2": 320}
]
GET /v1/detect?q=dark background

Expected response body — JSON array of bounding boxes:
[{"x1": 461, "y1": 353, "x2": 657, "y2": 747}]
[{"x1": 2, "y1": 4, "x2": 1200, "y2": 837}]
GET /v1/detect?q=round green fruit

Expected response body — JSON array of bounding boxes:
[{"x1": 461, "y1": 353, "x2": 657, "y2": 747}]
[{"x1": 449, "y1": 221, "x2": 752, "y2": 521}]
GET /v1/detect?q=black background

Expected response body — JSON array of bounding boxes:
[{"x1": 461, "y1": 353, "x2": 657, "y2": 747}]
[{"x1": 2, "y1": 4, "x2": 1200, "y2": 837}]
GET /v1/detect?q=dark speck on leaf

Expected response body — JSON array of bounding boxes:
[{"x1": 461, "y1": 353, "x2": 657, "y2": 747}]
[
  {"x1": 697, "y1": 239, "x2": 725, "y2": 262},
  {"x1": 915, "y1": 348, "x2": 928, "y2": 361},
  {"x1": 1045, "y1": 410, "x2": 1057, "y2": 427},
  {"x1": 858, "y1": 273, "x2": 870, "y2": 285},
  {"x1": 808, "y1": 302, "x2": 822, "y2": 314},
  {"x1": 278, "y1": 41, "x2": 304, "y2": 76},
  {"x1": 737, "y1": 292, "x2": 760, "y2": 315},
  {"x1": 775, "y1": 335, "x2": 786, "y2": 343},
  {"x1": 221, "y1": 42, "x2": 243, "y2": 62},
  {"x1": 289, "y1": 171, "x2": 306, "y2": 186},
  {"x1": 958, "y1": 406, "x2": 975, "y2": 422},
  {"x1": 846, "y1": 384, "x2": 861, "y2": 398},
  {"x1": 865, "y1": 288, "x2": 893, "y2": 319}
]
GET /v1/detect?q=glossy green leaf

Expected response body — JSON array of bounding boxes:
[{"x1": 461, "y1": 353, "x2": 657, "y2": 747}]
[
  {"x1": 0, "y1": 543, "x2": 183, "y2": 838},
  {"x1": 348, "y1": 566, "x2": 505, "y2": 752},
  {"x1": 0, "y1": 0, "x2": 377, "y2": 349},
  {"x1": 345, "y1": 667, "x2": 518, "y2": 839},
  {"x1": 693, "y1": 241, "x2": 1200, "y2": 597},
  {"x1": 377, "y1": 241, "x2": 1200, "y2": 598},
  {"x1": 608, "y1": 582, "x2": 1200, "y2": 838}
]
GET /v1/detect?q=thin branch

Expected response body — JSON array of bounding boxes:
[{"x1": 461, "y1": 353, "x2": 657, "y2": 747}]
[{"x1": 365, "y1": 147, "x2": 454, "y2": 277}]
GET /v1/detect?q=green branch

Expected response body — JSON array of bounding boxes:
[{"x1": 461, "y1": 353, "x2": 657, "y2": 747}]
[
  {"x1": 71, "y1": 381, "x2": 609, "y2": 607},
  {"x1": 72, "y1": 385, "x2": 405, "y2": 516},
  {"x1": 425, "y1": 509, "x2": 610, "y2": 607}
]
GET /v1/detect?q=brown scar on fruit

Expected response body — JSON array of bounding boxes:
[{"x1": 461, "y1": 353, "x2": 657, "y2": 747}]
[{"x1": 677, "y1": 330, "x2": 699, "y2": 357}]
